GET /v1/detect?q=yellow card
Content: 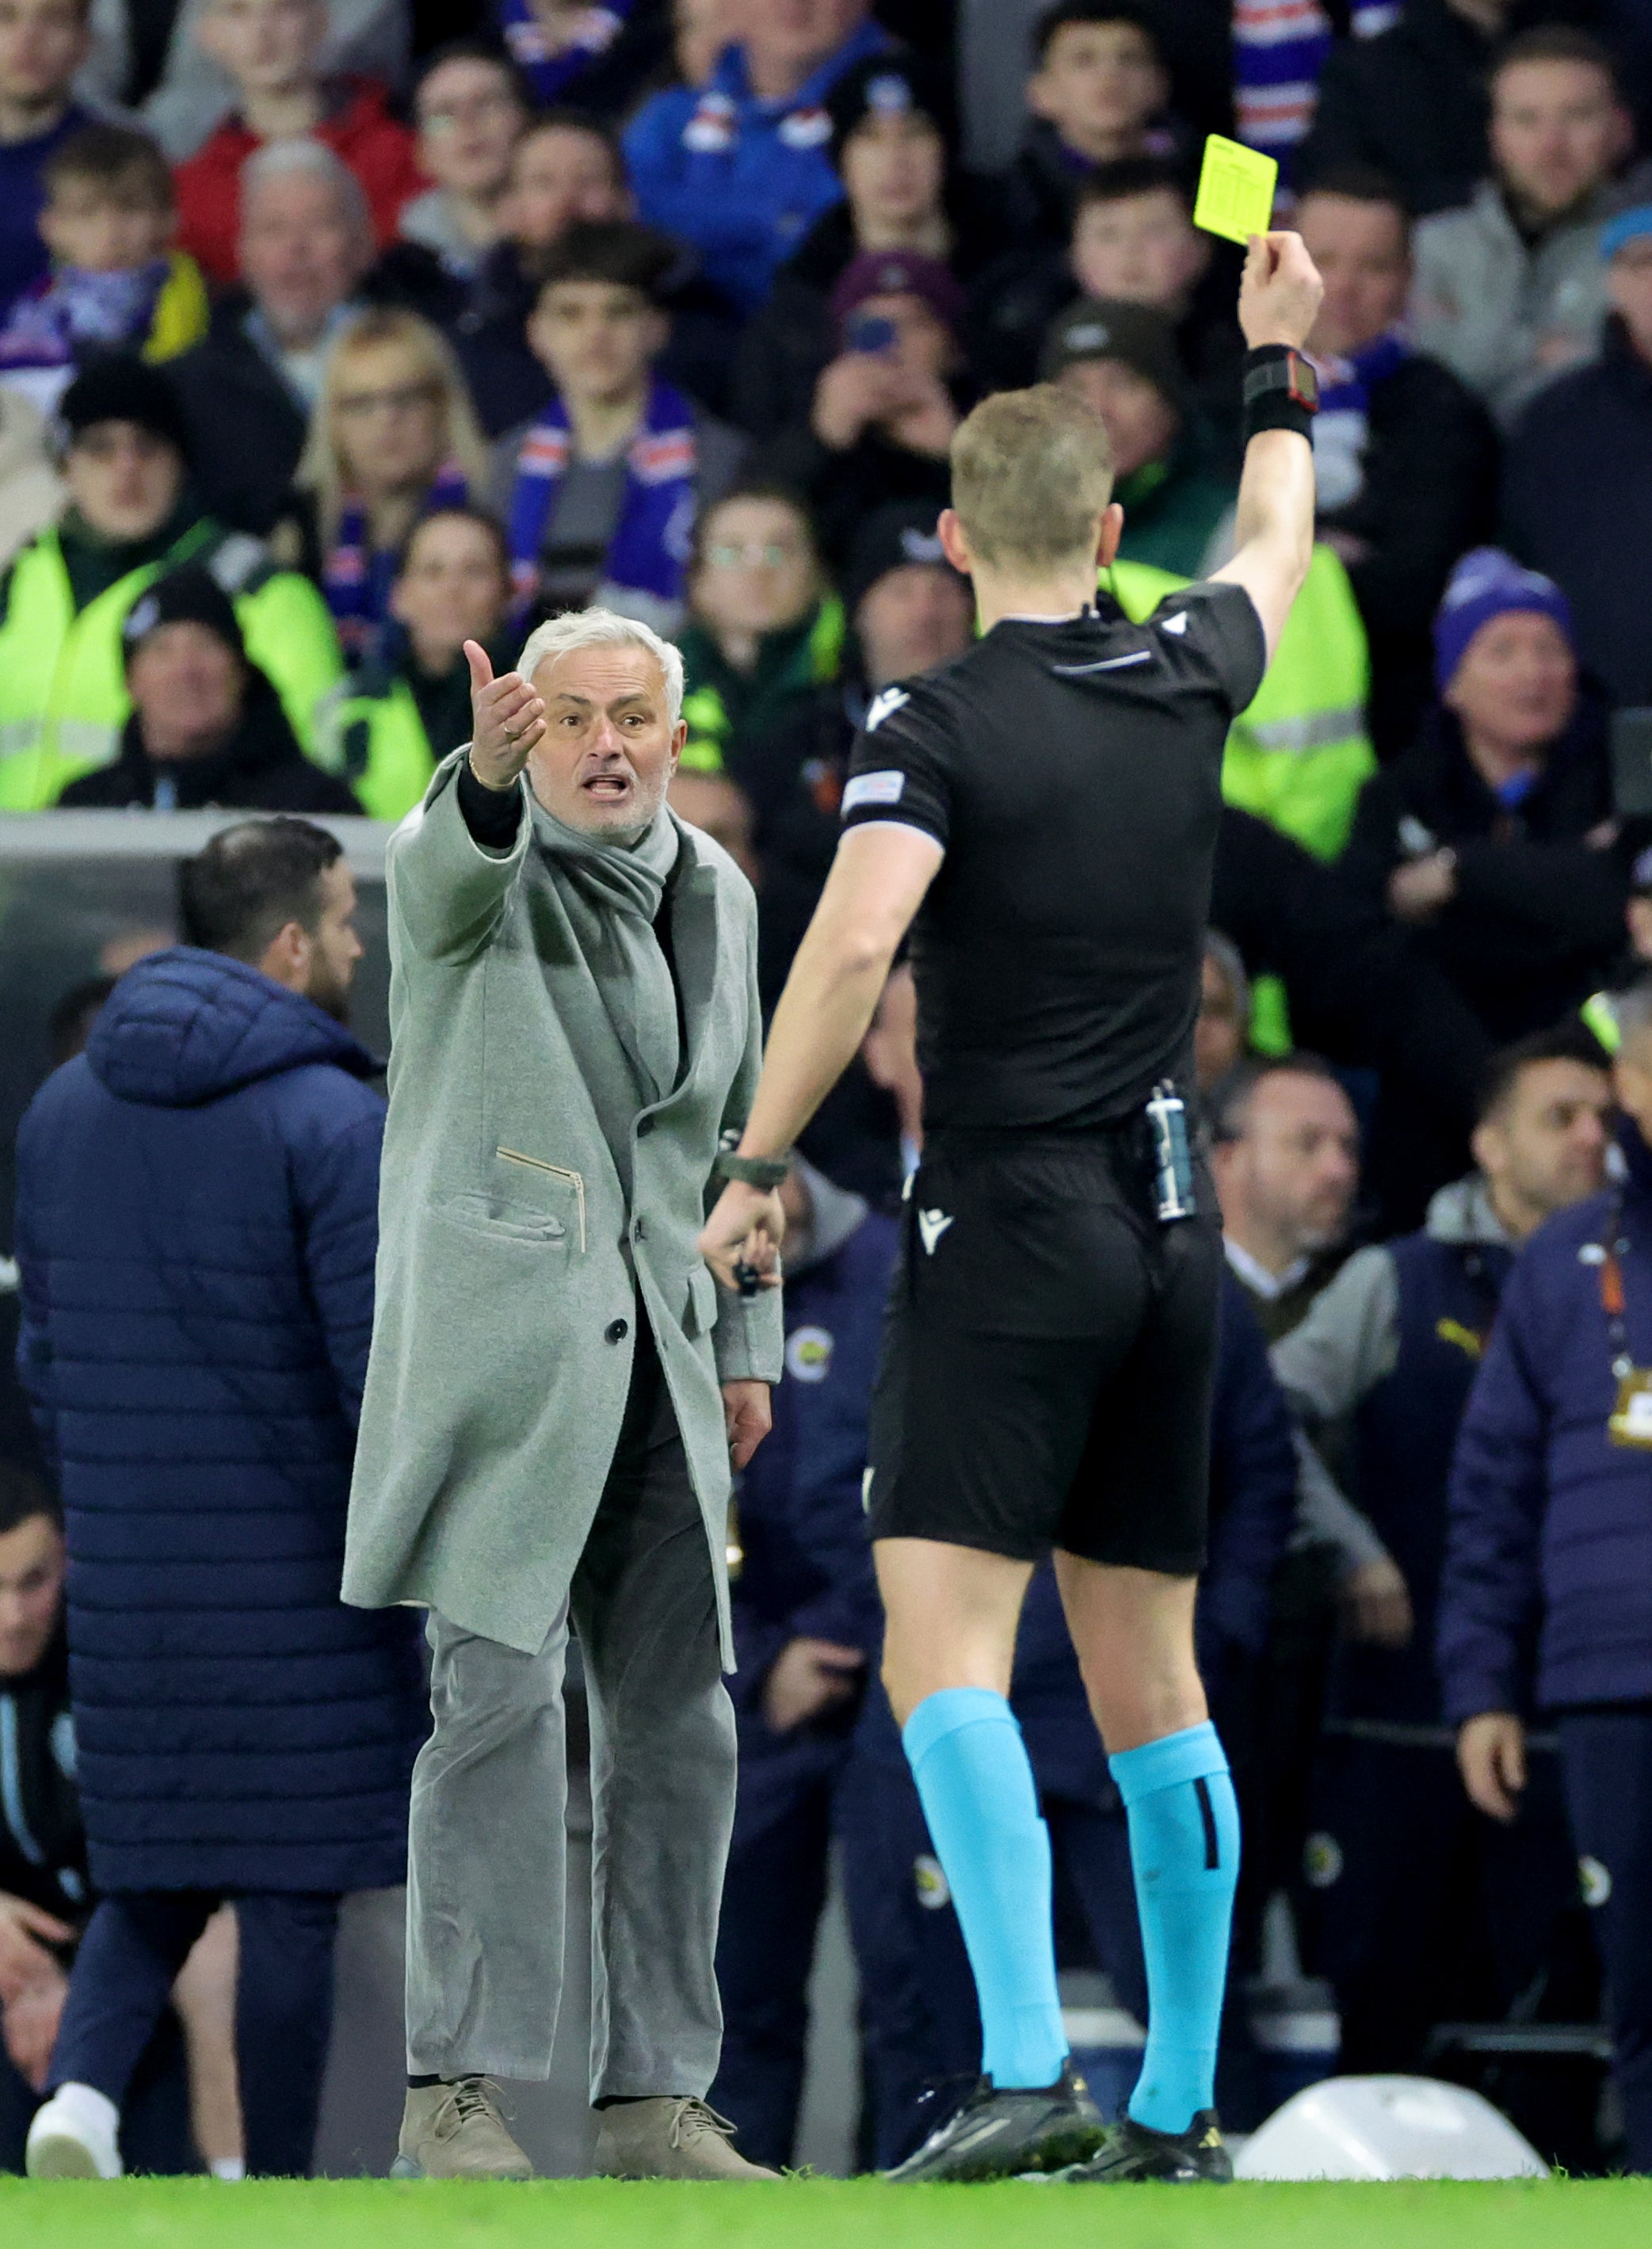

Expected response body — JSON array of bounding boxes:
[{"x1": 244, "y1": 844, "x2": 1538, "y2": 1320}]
[{"x1": 1192, "y1": 134, "x2": 1278, "y2": 245}]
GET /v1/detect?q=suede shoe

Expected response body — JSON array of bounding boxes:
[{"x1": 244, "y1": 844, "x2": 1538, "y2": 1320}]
[
  {"x1": 884, "y1": 2061, "x2": 1105, "y2": 2182},
  {"x1": 1057, "y1": 2107, "x2": 1232, "y2": 2182},
  {"x1": 392, "y1": 2076, "x2": 532, "y2": 2179},
  {"x1": 593, "y1": 2096, "x2": 780, "y2": 2180}
]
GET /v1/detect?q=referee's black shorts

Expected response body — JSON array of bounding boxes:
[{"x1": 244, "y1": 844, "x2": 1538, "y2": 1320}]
[{"x1": 864, "y1": 1130, "x2": 1223, "y2": 1577}]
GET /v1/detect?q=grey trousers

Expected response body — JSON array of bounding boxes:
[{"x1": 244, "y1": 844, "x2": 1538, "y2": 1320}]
[{"x1": 404, "y1": 1328, "x2": 737, "y2": 2096}]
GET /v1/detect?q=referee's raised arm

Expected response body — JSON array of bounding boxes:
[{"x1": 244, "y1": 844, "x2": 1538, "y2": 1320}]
[{"x1": 1211, "y1": 231, "x2": 1326, "y2": 662}]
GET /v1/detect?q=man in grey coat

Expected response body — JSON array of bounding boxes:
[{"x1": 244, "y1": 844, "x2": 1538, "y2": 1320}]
[
  {"x1": 1410, "y1": 29, "x2": 1646, "y2": 429},
  {"x1": 341, "y1": 606, "x2": 784, "y2": 2182}
]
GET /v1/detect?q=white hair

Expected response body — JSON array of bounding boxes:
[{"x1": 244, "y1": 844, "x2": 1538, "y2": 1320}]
[
  {"x1": 240, "y1": 137, "x2": 373, "y2": 247},
  {"x1": 518, "y1": 608, "x2": 685, "y2": 727}
]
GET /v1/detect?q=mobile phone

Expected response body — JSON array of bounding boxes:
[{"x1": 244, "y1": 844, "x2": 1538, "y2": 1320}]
[
  {"x1": 1611, "y1": 708, "x2": 1652, "y2": 819},
  {"x1": 845, "y1": 311, "x2": 898, "y2": 356}
]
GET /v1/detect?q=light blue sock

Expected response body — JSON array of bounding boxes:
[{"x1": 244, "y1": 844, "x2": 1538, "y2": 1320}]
[
  {"x1": 1110, "y1": 1720, "x2": 1240, "y2": 2134},
  {"x1": 902, "y1": 1688, "x2": 1068, "y2": 2090}
]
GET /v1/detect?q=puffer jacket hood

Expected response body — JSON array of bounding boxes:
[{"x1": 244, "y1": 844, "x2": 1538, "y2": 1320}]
[{"x1": 86, "y1": 946, "x2": 375, "y2": 1109}]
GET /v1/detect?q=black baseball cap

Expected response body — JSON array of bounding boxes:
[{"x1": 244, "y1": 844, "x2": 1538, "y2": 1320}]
[
  {"x1": 121, "y1": 565, "x2": 246, "y2": 668},
  {"x1": 843, "y1": 500, "x2": 966, "y2": 619},
  {"x1": 1040, "y1": 297, "x2": 1185, "y2": 410}
]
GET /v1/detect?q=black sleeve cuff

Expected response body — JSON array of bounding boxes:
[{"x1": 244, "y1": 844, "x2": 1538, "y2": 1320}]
[{"x1": 456, "y1": 755, "x2": 524, "y2": 850}]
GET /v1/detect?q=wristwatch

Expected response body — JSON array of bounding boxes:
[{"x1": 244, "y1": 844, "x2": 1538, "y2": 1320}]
[{"x1": 1243, "y1": 347, "x2": 1320, "y2": 413}]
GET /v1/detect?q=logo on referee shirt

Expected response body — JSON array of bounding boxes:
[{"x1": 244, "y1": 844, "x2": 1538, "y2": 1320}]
[
  {"x1": 1160, "y1": 611, "x2": 1189, "y2": 636},
  {"x1": 864, "y1": 685, "x2": 910, "y2": 732},
  {"x1": 841, "y1": 769, "x2": 906, "y2": 813},
  {"x1": 917, "y1": 1209, "x2": 954, "y2": 1254}
]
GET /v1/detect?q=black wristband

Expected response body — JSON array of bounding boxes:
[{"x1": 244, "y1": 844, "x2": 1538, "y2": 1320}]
[
  {"x1": 1242, "y1": 344, "x2": 1317, "y2": 445},
  {"x1": 456, "y1": 753, "x2": 523, "y2": 849},
  {"x1": 715, "y1": 1151, "x2": 789, "y2": 1189}
]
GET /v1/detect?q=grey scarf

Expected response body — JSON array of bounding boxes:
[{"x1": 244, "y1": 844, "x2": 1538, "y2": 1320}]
[{"x1": 528, "y1": 798, "x2": 683, "y2": 1170}]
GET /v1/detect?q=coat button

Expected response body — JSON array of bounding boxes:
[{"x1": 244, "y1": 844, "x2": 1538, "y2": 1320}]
[
  {"x1": 605, "y1": 1318, "x2": 629, "y2": 1344},
  {"x1": 633, "y1": 1217, "x2": 647, "y2": 1242}
]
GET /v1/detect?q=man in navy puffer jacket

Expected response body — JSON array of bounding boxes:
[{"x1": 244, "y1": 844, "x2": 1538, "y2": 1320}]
[
  {"x1": 1440, "y1": 975, "x2": 1652, "y2": 2173},
  {"x1": 13, "y1": 817, "x2": 426, "y2": 2181}
]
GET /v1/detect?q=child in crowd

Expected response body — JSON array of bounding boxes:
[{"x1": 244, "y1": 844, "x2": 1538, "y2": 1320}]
[
  {"x1": 172, "y1": 0, "x2": 424, "y2": 287},
  {"x1": 0, "y1": 0, "x2": 94, "y2": 323},
  {"x1": 498, "y1": 219, "x2": 746, "y2": 631},
  {"x1": 0, "y1": 124, "x2": 207, "y2": 416},
  {"x1": 280, "y1": 305, "x2": 490, "y2": 665},
  {"x1": 974, "y1": 157, "x2": 1245, "y2": 446},
  {"x1": 399, "y1": 41, "x2": 528, "y2": 283},
  {"x1": 453, "y1": 110, "x2": 631, "y2": 436},
  {"x1": 1006, "y1": 0, "x2": 1184, "y2": 247}
]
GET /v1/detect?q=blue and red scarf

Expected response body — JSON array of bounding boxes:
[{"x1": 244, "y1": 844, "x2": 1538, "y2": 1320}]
[
  {"x1": 0, "y1": 258, "x2": 170, "y2": 369},
  {"x1": 507, "y1": 376, "x2": 697, "y2": 615},
  {"x1": 498, "y1": 0, "x2": 633, "y2": 104},
  {"x1": 322, "y1": 460, "x2": 469, "y2": 662},
  {"x1": 1309, "y1": 328, "x2": 1411, "y2": 514}
]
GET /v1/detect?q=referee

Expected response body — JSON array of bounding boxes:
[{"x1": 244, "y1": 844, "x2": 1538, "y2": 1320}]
[{"x1": 701, "y1": 233, "x2": 1325, "y2": 2185}]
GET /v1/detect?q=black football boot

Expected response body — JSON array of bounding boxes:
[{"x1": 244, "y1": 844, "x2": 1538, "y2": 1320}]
[
  {"x1": 883, "y1": 2062, "x2": 1105, "y2": 2183},
  {"x1": 1056, "y1": 2107, "x2": 1233, "y2": 2183}
]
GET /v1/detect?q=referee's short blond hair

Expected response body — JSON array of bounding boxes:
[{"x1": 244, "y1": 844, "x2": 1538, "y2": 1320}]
[{"x1": 949, "y1": 384, "x2": 1116, "y2": 569}]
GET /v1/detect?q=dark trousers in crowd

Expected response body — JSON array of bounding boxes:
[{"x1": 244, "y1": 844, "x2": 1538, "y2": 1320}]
[
  {"x1": 709, "y1": 1719, "x2": 862, "y2": 2169},
  {"x1": 49, "y1": 1890, "x2": 340, "y2": 2175},
  {"x1": 1300, "y1": 1732, "x2": 1588, "y2": 2076},
  {"x1": 1559, "y1": 1705, "x2": 1652, "y2": 2172},
  {"x1": 1, "y1": 2009, "x2": 196, "y2": 2175}
]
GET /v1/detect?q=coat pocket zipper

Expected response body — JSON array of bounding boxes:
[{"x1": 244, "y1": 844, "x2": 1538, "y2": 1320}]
[{"x1": 496, "y1": 1147, "x2": 586, "y2": 1254}]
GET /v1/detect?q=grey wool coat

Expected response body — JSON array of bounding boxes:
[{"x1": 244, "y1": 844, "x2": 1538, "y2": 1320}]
[{"x1": 341, "y1": 750, "x2": 784, "y2": 1664}]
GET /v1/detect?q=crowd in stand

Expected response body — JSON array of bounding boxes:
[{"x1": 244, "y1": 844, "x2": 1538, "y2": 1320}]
[{"x1": 5, "y1": 0, "x2": 1652, "y2": 2186}]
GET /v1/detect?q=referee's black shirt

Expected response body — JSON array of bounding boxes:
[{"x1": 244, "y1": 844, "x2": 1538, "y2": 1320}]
[{"x1": 841, "y1": 581, "x2": 1267, "y2": 1136}]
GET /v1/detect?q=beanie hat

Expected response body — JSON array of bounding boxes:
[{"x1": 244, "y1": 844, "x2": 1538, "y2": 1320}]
[
  {"x1": 1432, "y1": 547, "x2": 1574, "y2": 694},
  {"x1": 826, "y1": 50, "x2": 956, "y2": 171},
  {"x1": 842, "y1": 499, "x2": 965, "y2": 619},
  {"x1": 121, "y1": 564, "x2": 246, "y2": 668},
  {"x1": 830, "y1": 249, "x2": 966, "y2": 343},
  {"x1": 60, "y1": 353, "x2": 190, "y2": 460},
  {"x1": 1040, "y1": 296, "x2": 1185, "y2": 409}
]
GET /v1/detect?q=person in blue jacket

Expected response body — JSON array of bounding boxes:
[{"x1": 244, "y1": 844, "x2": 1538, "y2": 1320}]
[
  {"x1": 709, "y1": 1154, "x2": 894, "y2": 2169},
  {"x1": 1277, "y1": 1024, "x2": 1613, "y2": 2079},
  {"x1": 14, "y1": 817, "x2": 426, "y2": 2182},
  {"x1": 1440, "y1": 972, "x2": 1652, "y2": 2173},
  {"x1": 623, "y1": 2, "x2": 893, "y2": 315},
  {"x1": 841, "y1": 1271, "x2": 1298, "y2": 2169}
]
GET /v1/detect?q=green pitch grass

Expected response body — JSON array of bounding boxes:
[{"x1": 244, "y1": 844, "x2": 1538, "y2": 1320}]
[{"x1": 2, "y1": 2175, "x2": 1650, "y2": 2248}]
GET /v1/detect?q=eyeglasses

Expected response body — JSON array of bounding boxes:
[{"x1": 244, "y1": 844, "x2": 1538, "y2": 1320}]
[
  {"x1": 704, "y1": 540, "x2": 805, "y2": 569},
  {"x1": 335, "y1": 381, "x2": 441, "y2": 419},
  {"x1": 420, "y1": 90, "x2": 521, "y2": 128}
]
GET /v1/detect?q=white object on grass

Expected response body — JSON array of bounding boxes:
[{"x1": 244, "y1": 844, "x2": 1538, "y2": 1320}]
[{"x1": 1234, "y1": 2075, "x2": 1548, "y2": 2181}]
